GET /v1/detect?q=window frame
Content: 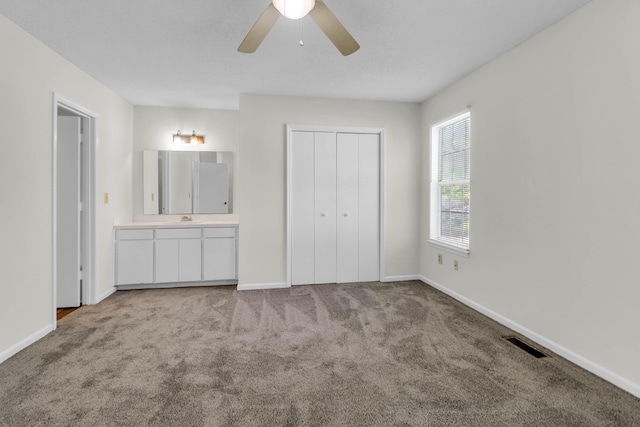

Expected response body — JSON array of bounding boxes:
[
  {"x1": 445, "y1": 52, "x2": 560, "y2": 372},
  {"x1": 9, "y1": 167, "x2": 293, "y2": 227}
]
[{"x1": 429, "y1": 111, "x2": 471, "y2": 256}]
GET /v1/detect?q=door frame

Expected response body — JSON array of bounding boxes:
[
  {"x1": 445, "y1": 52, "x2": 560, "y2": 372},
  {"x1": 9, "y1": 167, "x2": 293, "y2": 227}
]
[
  {"x1": 286, "y1": 124, "x2": 385, "y2": 287},
  {"x1": 52, "y1": 93, "x2": 98, "y2": 327}
]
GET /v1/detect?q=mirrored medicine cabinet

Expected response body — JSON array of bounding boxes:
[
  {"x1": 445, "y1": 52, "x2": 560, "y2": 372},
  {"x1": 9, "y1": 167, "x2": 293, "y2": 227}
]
[{"x1": 142, "y1": 150, "x2": 233, "y2": 215}]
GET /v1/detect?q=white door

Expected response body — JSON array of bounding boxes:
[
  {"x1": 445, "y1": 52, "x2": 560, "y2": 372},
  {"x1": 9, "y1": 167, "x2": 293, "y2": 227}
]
[
  {"x1": 290, "y1": 131, "x2": 315, "y2": 285},
  {"x1": 357, "y1": 134, "x2": 380, "y2": 281},
  {"x1": 336, "y1": 133, "x2": 359, "y2": 282},
  {"x1": 314, "y1": 132, "x2": 337, "y2": 284},
  {"x1": 56, "y1": 116, "x2": 82, "y2": 307},
  {"x1": 290, "y1": 130, "x2": 381, "y2": 286},
  {"x1": 336, "y1": 133, "x2": 380, "y2": 282}
]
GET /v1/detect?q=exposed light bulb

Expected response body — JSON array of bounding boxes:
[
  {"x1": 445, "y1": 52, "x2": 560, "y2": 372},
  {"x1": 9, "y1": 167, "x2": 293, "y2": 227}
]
[
  {"x1": 190, "y1": 131, "x2": 198, "y2": 145},
  {"x1": 272, "y1": 0, "x2": 315, "y2": 20}
]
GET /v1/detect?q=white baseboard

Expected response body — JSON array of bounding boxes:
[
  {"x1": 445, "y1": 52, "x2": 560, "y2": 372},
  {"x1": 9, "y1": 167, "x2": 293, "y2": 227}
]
[
  {"x1": 95, "y1": 286, "x2": 117, "y2": 304},
  {"x1": 0, "y1": 324, "x2": 54, "y2": 365},
  {"x1": 382, "y1": 275, "x2": 421, "y2": 282},
  {"x1": 238, "y1": 278, "x2": 422, "y2": 290},
  {"x1": 419, "y1": 275, "x2": 640, "y2": 398},
  {"x1": 237, "y1": 282, "x2": 289, "y2": 291}
]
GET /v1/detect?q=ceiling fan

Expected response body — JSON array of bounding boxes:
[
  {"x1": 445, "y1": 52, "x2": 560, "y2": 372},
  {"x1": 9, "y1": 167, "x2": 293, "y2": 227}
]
[{"x1": 238, "y1": 0, "x2": 360, "y2": 56}]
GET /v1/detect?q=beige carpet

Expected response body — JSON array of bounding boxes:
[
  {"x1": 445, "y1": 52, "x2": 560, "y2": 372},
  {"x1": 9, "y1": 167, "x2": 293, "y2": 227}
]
[{"x1": 0, "y1": 281, "x2": 638, "y2": 426}]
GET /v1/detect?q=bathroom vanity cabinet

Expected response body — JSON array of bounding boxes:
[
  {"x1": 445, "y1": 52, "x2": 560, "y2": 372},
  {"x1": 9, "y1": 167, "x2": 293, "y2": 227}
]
[{"x1": 114, "y1": 224, "x2": 237, "y2": 289}]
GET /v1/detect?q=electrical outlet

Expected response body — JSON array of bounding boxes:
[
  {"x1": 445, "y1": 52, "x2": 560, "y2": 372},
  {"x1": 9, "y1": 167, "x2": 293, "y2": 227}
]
[
  {"x1": 438, "y1": 254, "x2": 443, "y2": 264},
  {"x1": 104, "y1": 192, "x2": 109, "y2": 204},
  {"x1": 454, "y1": 260, "x2": 459, "y2": 271}
]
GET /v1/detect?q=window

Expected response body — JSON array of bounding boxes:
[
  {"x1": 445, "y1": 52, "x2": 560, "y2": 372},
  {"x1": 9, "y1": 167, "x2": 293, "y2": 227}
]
[{"x1": 430, "y1": 111, "x2": 470, "y2": 255}]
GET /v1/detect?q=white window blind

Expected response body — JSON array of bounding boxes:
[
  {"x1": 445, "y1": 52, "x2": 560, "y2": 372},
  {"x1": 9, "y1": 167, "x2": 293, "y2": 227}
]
[{"x1": 430, "y1": 112, "x2": 470, "y2": 253}]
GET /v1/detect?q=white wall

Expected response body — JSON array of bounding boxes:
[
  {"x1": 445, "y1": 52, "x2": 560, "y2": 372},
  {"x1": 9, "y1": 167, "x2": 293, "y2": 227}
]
[
  {"x1": 239, "y1": 94, "x2": 421, "y2": 287},
  {"x1": 132, "y1": 106, "x2": 239, "y2": 215},
  {"x1": 0, "y1": 14, "x2": 133, "y2": 361},
  {"x1": 420, "y1": 0, "x2": 640, "y2": 395}
]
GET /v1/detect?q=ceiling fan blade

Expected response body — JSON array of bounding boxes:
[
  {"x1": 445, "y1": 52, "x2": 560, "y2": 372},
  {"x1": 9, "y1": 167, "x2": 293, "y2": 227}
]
[
  {"x1": 238, "y1": 3, "x2": 281, "y2": 53},
  {"x1": 309, "y1": 0, "x2": 360, "y2": 56}
]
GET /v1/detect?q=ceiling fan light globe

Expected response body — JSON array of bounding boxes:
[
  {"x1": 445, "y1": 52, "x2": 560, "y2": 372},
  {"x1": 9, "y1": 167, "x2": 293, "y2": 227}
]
[{"x1": 272, "y1": 0, "x2": 316, "y2": 20}]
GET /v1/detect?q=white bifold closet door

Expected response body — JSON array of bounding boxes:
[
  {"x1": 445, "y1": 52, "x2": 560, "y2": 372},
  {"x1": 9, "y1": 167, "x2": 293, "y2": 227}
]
[{"x1": 290, "y1": 131, "x2": 380, "y2": 286}]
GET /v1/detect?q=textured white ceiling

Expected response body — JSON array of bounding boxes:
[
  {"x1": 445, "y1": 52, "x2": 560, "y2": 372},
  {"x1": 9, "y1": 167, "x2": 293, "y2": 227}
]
[{"x1": 0, "y1": 0, "x2": 592, "y2": 110}]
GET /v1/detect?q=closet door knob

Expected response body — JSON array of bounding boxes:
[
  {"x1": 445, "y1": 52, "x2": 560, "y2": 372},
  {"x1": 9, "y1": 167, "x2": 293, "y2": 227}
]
[
  {"x1": 320, "y1": 213, "x2": 326, "y2": 217},
  {"x1": 343, "y1": 213, "x2": 349, "y2": 217}
]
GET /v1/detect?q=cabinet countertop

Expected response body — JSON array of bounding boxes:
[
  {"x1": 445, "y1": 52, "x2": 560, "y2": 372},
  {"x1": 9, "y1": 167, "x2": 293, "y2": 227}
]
[{"x1": 114, "y1": 220, "x2": 239, "y2": 229}]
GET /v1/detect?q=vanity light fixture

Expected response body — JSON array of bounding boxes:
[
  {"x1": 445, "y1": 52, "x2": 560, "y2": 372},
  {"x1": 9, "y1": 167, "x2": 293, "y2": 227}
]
[
  {"x1": 173, "y1": 130, "x2": 182, "y2": 144},
  {"x1": 173, "y1": 130, "x2": 205, "y2": 145}
]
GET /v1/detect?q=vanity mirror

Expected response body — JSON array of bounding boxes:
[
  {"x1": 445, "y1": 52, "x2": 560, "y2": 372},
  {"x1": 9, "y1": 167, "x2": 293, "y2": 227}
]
[{"x1": 142, "y1": 150, "x2": 233, "y2": 215}]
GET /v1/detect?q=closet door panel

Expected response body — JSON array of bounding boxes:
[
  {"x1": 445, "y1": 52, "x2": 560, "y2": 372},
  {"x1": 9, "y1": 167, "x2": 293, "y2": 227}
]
[
  {"x1": 291, "y1": 131, "x2": 316, "y2": 285},
  {"x1": 336, "y1": 133, "x2": 359, "y2": 283},
  {"x1": 358, "y1": 134, "x2": 380, "y2": 281},
  {"x1": 314, "y1": 132, "x2": 337, "y2": 284}
]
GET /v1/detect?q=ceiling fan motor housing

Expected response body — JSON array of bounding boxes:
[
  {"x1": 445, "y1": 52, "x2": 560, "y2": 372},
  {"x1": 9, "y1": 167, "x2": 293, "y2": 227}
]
[
  {"x1": 272, "y1": 0, "x2": 316, "y2": 19},
  {"x1": 239, "y1": 0, "x2": 359, "y2": 56}
]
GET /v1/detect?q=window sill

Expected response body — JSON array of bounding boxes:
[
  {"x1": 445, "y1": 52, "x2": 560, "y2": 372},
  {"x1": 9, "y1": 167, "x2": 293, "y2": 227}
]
[{"x1": 428, "y1": 239, "x2": 470, "y2": 258}]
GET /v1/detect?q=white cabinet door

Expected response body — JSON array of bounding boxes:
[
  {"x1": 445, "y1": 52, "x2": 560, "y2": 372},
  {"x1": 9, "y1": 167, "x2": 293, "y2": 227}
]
[
  {"x1": 156, "y1": 228, "x2": 202, "y2": 283},
  {"x1": 314, "y1": 132, "x2": 337, "y2": 284},
  {"x1": 337, "y1": 133, "x2": 359, "y2": 283},
  {"x1": 155, "y1": 239, "x2": 180, "y2": 283},
  {"x1": 291, "y1": 131, "x2": 315, "y2": 286},
  {"x1": 179, "y1": 239, "x2": 202, "y2": 282},
  {"x1": 203, "y1": 227, "x2": 236, "y2": 281},
  {"x1": 117, "y1": 240, "x2": 154, "y2": 285},
  {"x1": 203, "y1": 238, "x2": 236, "y2": 280}
]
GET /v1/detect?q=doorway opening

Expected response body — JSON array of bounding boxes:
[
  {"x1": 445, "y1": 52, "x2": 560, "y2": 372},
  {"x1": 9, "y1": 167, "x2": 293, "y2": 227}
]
[
  {"x1": 56, "y1": 307, "x2": 79, "y2": 321},
  {"x1": 52, "y1": 94, "x2": 97, "y2": 328}
]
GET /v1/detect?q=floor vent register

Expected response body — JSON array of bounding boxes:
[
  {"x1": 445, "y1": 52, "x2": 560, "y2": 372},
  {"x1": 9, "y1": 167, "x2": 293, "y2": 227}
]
[{"x1": 504, "y1": 336, "x2": 548, "y2": 358}]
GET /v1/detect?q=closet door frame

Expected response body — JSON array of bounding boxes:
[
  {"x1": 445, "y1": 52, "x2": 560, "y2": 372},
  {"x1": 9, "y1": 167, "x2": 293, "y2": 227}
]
[{"x1": 286, "y1": 124, "x2": 385, "y2": 287}]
